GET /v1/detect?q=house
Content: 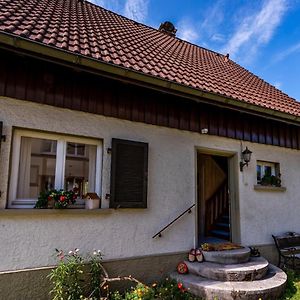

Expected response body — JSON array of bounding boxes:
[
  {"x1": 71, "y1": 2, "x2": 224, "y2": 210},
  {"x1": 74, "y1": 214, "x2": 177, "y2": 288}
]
[{"x1": 1, "y1": 0, "x2": 300, "y2": 298}]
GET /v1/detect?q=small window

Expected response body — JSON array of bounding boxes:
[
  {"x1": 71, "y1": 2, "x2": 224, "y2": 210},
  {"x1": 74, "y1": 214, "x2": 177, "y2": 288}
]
[
  {"x1": 256, "y1": 161, "x2": 281, "y2": 186},
  {"x1": 9, "y1": 130, "x2": 102, "y2": 208}
]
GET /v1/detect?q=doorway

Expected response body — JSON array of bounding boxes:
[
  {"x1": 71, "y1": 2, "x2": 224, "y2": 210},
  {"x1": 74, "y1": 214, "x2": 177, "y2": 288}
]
[{"x1": 197, "y1": 152, "x2": 232, "y2": 243}]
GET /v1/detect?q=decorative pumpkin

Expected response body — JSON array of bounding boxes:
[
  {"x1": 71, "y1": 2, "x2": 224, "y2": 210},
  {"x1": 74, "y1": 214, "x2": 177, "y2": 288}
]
[{"x1": 177, "y1": 261, "x2": 188, "y2": 274}]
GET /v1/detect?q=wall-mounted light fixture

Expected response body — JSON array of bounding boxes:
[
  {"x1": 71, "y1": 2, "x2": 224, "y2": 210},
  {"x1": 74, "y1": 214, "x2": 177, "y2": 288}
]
[{"x1": 240, "y1": 146, "x2": 252, "y2": 172}]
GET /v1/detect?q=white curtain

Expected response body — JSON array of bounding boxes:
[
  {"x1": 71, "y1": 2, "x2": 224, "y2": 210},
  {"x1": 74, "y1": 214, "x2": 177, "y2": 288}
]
[
  {"x1": 17, "y1": 137, "x2": 32, "y2": 198},
  {"x1": 88, "y1": 145, "x2": 96, "y2": 192}
]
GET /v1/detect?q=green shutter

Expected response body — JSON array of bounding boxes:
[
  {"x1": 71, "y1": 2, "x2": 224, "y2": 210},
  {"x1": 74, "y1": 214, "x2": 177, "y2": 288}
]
[{"x1": 110, "y1": 138, "x2": 148, "y2": 208}]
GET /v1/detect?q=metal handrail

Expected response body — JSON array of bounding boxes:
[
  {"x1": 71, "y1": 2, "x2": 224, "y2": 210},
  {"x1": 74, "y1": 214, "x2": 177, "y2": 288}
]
[{"x1": 152, "y1": 203, "x2": 195, "y2": 238}]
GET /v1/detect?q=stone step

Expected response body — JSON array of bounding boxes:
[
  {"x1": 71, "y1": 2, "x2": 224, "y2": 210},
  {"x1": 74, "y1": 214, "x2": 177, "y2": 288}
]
[
  {"x1": 202, "y1": 247, "x2": 251, "y2": 264},
  {"x1": 185, "y1": 257, "x2": 269, "y2": 281},
  {"x1": 170, "y1": 264, "x2": 287, "y2": 300}
]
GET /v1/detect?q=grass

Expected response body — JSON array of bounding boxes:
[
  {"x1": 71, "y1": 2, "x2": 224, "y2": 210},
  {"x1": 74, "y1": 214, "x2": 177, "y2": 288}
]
[{"x1": 281, "y1": 270, "x2": 300, "y2": 300}]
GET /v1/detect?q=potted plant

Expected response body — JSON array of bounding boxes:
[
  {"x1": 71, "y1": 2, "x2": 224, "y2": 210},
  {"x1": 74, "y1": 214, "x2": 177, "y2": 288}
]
[
  {"x1": 261, "y1": 174, "x2": 281, "y2": 187},
  {"x1": 34, "y1": 189, "x2": 77, "y2": 209}
]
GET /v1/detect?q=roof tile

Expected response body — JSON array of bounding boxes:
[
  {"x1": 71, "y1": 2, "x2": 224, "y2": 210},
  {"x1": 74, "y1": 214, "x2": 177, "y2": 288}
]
[{"x1": 1, "y1": 0, "x2": 299, "y2": 116}]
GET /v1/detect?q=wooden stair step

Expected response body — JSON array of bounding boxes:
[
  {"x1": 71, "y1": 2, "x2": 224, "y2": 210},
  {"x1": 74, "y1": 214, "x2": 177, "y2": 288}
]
[
  {"x1": 215, "y1": 222, "x2": 230, "y2": 230},
  {"x1": 210, "y1": 229, "x2": 230, "y2": 239}
]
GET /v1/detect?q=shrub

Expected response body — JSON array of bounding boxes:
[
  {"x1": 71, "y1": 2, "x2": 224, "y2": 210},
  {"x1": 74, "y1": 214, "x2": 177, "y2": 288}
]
[
  {"x1": 49, "y1": 249, "x2": 103, "y2": 300},
  {"x1": 49, "y1": 249, "x2": 84, "y2": 300},
  {"x1": 110, "y1": 278, "x2": 200, "y2": 300}
]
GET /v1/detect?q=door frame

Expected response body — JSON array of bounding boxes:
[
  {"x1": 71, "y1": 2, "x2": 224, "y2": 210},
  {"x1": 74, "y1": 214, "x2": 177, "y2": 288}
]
[{"x1": 195, "y1": 147, "x2": 240, "y2": 246}]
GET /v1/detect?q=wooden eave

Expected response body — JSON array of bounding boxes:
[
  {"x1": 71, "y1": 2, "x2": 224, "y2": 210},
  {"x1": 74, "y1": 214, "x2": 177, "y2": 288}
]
[{"x1": 1, "y1": 31, "x2": 300, "y2": 126}]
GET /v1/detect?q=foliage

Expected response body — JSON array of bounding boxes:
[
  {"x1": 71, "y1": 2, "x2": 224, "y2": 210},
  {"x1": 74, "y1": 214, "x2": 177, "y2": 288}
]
[
  {"x1": 89, "y1": 250, "x2": 103, "y2": 299},
  {"x1": 49, "y1": 249, "x2": 104, "y2": 300},
  {"x1": 109, "y1": 278, "x2": 200, "y2": 300},
  {"x1": 261, "y1": 174, "x2": 281, "y2": 187},
  {"x1": 35, "y1": 189, "x2": 77, "y2": 208},
  {"x1": 281, "y1": 270, "x2": 300, "y2": 300},
  {"x1": 49, "y1": 249, "x2": 201, "y2": 300},
  {"x1": 49, "y1": 249, "x2": 84, "y2": 300}
]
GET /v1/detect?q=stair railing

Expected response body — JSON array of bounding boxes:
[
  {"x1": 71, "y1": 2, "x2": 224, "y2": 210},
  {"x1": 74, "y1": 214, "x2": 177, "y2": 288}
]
[
  {"x1": 205, "y1": 181, "x2": 228, "y2": 235},
  {"x1": 152, "y1": 203, "x2": 195, "y2": 238}
]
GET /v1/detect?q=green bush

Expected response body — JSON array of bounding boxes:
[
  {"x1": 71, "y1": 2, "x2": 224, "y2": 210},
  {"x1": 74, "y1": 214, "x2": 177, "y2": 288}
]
[
  {"x1": 49, "y1": 249, "x2": 103, "y2": 300},
  {"x1": 49, "y1": 249, "x2": 84, "y2": 300},
  {"x1": 110, "y1": 278, "x2": 200, "y2": 300},
  {"x1": 49, "y1": 249, "x2": 200, "y2": 300},
  {"x1": 281, "y1": 269, "x2": 300, "y2": 300}
]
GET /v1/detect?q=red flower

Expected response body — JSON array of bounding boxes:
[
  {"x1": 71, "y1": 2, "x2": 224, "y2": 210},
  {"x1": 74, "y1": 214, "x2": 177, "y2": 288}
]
[
  {"x1": 177, "y1": 282, "x2": 183, "y2": 290},
  {"x1": 47, "y1": 196, "x2": 52, "y2": 201},
  {"x1": 60, "y1": 195, "x2": 66, "y2": 202}
]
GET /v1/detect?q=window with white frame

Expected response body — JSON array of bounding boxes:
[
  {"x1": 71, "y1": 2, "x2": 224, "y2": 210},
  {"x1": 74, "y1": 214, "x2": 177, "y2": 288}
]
[
  {"x1": 8, "y1": 130, "x2": 102, "y2": 208},
  {"x1": 256, "y1": 160, "x2": 280, "y2": 185}
]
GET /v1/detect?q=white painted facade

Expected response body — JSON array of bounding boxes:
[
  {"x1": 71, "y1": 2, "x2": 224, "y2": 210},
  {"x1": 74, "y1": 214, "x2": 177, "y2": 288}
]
[{"x1": 0, "y1": 97, "x2": 299, "y2": 272}]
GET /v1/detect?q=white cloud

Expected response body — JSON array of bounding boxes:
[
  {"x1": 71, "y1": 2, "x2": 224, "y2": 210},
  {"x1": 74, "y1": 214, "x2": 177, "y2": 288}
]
[
  {"x1": 273, "y1": 42, "x2": 300, "y2": 62},
  {"x1": 124, "y1": 0, "x2": 149, "y2": 23},
  {"x1": 176, "y1": 1, "x2": 224, "y2": 45},
  {"x1": 88, "y1": 0, "x2": 104, "y2": 5},
  {"x1": 88, "y1": 0, "x2": 123, "y2": 14},
  {"x1": 177, "y1": 19, "x2": 199, "y2": 43},
  {"x1": 200, "y1": 0, "x2": 224, "y2": 35},
  {"x1": 222, "y1": 0, "x2": 288, "y2": 61},
  {"x1": 274, "y1": 81, "x2": 282, "y2": 89},
  {"x1": 211, "y1": 33, "x2": 225, "y2": 43}
]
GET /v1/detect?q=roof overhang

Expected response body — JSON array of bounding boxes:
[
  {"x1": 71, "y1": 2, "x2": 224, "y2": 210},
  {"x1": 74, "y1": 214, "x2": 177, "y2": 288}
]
[{"x1": 1, "y1": 31, "x2": 300, "y2": 126}]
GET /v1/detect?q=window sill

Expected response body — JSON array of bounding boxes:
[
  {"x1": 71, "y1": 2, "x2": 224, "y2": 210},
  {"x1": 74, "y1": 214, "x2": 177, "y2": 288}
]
[
  {"x1": 254, "y1": 185, "x2": 286, "y2": 192},
  {"x1": 0, "y1": 208, "x2": 114, "y2": 216}
]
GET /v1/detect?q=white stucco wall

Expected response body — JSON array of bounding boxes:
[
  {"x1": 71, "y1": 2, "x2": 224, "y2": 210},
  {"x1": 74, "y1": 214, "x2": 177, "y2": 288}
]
[{"x1": 0, "y1": 97, "x2": 299, "y2": 271}]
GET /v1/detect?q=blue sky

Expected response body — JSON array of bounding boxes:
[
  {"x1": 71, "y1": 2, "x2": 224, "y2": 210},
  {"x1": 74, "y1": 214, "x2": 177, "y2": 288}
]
[{"x1": 90, "y1": 0, "x2": 300, "y2": 101}]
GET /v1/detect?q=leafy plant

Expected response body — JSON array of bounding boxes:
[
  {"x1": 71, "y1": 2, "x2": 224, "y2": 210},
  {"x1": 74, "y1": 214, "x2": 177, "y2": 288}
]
[
  {"x1": 35, "y1": 189, "x2": 77, "y2": 209},
  {"x1": 109, "y1": 278, "x2": 200, "y2": 300},
  {"x1": 49, "y1": 249, "x2": 84, "y2": 300},
  {"x1": 261, "y1": 174, "x2": 281, "y2": 187},
  {"x1": 49, "y1": 250, "x2": 200, "y2": 300},
  {"x1": 89, "y1": 250, "x2": 103, "y2": 299},
  {"x1": 154, "y1": 278, "x2": 198, "y2": 300},
  {"x1": 49, "y1": 249, "x2": 105, "y2": 300},
  {"x1": 280, "y1": 269, "x2": 300, "y2": 300}
]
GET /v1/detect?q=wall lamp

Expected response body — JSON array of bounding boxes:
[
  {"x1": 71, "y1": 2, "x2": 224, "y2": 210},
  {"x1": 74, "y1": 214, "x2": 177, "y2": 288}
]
[{"x1": 240, "y1": 146, "x2": 252, "y2": 172}]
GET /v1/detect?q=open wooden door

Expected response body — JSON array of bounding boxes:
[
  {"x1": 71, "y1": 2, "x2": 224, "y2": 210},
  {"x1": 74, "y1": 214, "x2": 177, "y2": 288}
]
[{"x1": 198, "y1": 153, "x2": 230, "y2": 242}]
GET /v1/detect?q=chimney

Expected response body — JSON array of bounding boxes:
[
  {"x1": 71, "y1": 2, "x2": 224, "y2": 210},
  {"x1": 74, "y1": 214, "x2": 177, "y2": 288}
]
[{"x1": 158, "y1": 21, "x2": 177, "y2": 37}]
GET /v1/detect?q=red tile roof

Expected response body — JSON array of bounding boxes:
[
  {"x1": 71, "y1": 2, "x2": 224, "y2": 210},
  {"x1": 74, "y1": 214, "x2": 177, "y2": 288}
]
[{"x1": 1, "y1": 0, "x2": 300, "y2": 117}]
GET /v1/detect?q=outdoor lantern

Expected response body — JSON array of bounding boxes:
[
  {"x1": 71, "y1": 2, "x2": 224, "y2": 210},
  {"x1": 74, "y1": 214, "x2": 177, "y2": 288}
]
[{"x1": 240, "y1": 146, "x2": 252, "y2": 171}]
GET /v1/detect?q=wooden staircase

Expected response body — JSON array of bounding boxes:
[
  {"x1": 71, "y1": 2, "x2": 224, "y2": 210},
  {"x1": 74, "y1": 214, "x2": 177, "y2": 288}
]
[
  {"x1": 205, "y1": 181, "x2": 230, "y2": 240},
  {"x1": 210, "y1": 212, "x2": 230, "y2": 240}
]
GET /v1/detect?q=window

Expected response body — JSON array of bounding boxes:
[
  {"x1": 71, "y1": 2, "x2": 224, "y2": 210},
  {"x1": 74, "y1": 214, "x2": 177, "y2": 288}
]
[
  {"x1": 9, "y1": 130, "x2": 102, "y2": 208},
  {"x1": 256, "y1": 160, "x2": 280, "y2": 186}
]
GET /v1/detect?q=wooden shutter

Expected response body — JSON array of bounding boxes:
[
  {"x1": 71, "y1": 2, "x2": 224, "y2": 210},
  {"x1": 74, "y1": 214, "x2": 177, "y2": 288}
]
[{"x1": 110, "y1": 138, "x2": 148, "y2": 208}]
